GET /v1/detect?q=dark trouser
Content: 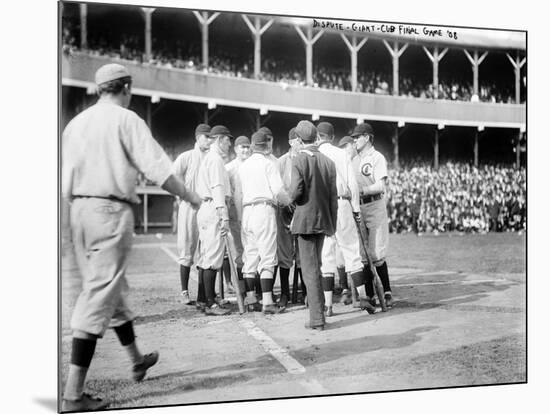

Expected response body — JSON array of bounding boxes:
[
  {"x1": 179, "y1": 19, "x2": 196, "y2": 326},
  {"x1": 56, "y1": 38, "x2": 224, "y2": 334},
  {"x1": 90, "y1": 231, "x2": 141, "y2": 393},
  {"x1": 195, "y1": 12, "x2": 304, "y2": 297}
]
[{"x1": 297, "y1": 234, "x2": 325, "y2": 327}]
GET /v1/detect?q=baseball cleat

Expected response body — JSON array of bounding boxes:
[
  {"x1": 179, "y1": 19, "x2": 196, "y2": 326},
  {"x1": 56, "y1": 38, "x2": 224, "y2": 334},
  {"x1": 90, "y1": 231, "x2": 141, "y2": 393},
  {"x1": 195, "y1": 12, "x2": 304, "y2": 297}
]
[
  {"x1": 262, "y1": 304, "x2": 281, "y2": 314},
  {"x1": 339, "y1": 289, "x2": 352, "y2": 305},
  {"x1": 367, "y1": 296, "x2": 377, "y2": 308},
  {"x1": 384, "y1": 293, "x2": 394, "y2": 308},
  {"x1": 354, "y1": 298, "x2": 376, "y2": 314},
  {"x1": 304, "y1": 322, "x2": 325, "y2": 331},
  {"x1": 180, "y1": 291, "x2": 191, "y2": 305},
  {"x1": 325, "y1": 306, "x2": 334, "y2": 317},
  {"x1": 278, "y1": 294, "x2": 289, "y2": 310},
  {"x1": 133, "y1": 351, "x2": 159, "y2": 382},
  {"x1": 204, "y1": 303, "x2": 231, "y2": 316},
  {"x1": 195, "y1": 301, "x2": 206, "y2": 311},
  {"x1": 61, "y1": 393, "x2": 110, "y2": 412}
]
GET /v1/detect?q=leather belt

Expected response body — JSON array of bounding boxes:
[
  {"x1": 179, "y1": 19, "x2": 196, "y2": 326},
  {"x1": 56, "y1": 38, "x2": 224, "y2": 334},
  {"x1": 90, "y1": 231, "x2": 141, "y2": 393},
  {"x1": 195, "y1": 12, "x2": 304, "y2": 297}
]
[
  {"x1": 359, "y1": 193, "x2": 383, "y2": 204},
  {"x1": 72, "y1": 195, "x2": 132, "y2": 205},
  {"x1": 202, "y1": 197, "x2": 213, "y2": 202},
  {"x1": 337, "y1": 196, "x2": 351, "y2": 201},
  {"x1": 243, "y1": 200, "x2": 275, "y2": 208}
]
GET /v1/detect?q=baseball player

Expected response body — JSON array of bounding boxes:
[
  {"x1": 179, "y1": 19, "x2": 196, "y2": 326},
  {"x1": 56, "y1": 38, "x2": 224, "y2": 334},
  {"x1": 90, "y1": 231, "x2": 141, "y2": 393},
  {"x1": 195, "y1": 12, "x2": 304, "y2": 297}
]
[
  {"x1": 173, "y1": 123, "x2": 213, "y2": 305},
  {"x1": 234, "y1": 130, "x2": 290, "y2": 314},
  {"x1": 317, "y1": 122, "x2": 375, "y2": 315},
  {"x1": 351, "y1": 123, "x2": 394, "y2": 308},
  {"x1": 195, "y1": 125, "x2": 234, "y2": 315},
  {"x1": 223, "y1": 136, "x2": 251, "y2": 293},
  {"x1": 336, "y1": 135, "x2": 359, "y2": 300},
  {"x1": 61, "y1": 63, "x2": 201, "y2": 411},
  {"x1": 276, "y1": 127, "x2": 305, "y2": 308}
]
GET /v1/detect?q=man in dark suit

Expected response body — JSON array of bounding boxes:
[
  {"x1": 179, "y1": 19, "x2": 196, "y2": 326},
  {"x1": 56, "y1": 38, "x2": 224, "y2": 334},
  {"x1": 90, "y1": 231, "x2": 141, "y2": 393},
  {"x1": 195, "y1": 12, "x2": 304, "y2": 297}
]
[{"x1": 289, "y1": 120, "x2": 338, "y2": 330}]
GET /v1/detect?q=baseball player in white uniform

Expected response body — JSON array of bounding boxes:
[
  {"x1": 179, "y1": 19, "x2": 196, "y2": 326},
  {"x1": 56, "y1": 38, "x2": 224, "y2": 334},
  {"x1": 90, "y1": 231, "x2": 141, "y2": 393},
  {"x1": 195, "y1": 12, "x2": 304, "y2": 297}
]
[
  {"x1": 235, "y1": 130, "x2": 290, "y2": 314},
  {"x1": 223, "y1": 135, "x2": 251, "y2": 293},
  {"x1": 195, "y1": 125, "x2": 234, "y2": 315},
  {"x1": 317, "y1": 122, "x2": 375, "y2": 315},
  {"x1": 61, "y1": 63, "x2": 201, "y2": 411},
  {"x1": 351, "y1": 122, "x2": 394, "y2": 308},
  {"x1": 173, "y1": 124, "x2": 212, "y2": 304}
]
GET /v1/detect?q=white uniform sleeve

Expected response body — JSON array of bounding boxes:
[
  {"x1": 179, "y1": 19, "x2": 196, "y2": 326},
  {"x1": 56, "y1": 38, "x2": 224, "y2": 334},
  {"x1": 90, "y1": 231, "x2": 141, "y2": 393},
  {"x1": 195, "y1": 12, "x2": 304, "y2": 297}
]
[
  {"x1": 172, "y1": 153, "x2": 188, "y2": 180},
  {"x1": 266, "y1": 160, "x2": 283, "y2": 195},
  {"x1": 122, "y1": 113, "x2": 173, "y2": 186},
  {"x1": 374, "y1": 152, "x2": 388, "y2": 181}
]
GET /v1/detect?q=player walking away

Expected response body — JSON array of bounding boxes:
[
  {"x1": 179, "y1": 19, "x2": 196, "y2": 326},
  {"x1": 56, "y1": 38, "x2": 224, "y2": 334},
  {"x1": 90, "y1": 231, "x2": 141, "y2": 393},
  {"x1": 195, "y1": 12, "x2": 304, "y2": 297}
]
[
  {"x1": 223, "y1": 136, "x2": 251, "y2": 294},
  {"x1": 317, "y1": 122, "x2": 375, "y2": 316},
  {"x1": 351, "y1": 123, "x2": 394, "y2": 308},
  {"x1": 276, "y1": 128, "x2": 305, "y2": 308},
  {"x1": 289, "y1": 121, "x2": 338, "y2": 331},
  {"x1": 173, "y1": 123, "x2": 213, "y2": 305},
  {"x1": 195, "y1": 125, "x2": 234, "y2": 315},
  {"x1": 61, "y1": 63, "x2": 202, "y2": 411},
  {"x1": 234, "y1": 130, "x2": 291, "y2": 314}
]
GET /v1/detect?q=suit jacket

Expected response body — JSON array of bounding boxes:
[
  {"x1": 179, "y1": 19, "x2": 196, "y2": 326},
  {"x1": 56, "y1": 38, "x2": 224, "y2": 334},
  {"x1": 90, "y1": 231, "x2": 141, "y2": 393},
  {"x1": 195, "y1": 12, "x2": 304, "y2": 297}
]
[{"x1": 289, "y1": 145, "x2": 338, "y2": 236}]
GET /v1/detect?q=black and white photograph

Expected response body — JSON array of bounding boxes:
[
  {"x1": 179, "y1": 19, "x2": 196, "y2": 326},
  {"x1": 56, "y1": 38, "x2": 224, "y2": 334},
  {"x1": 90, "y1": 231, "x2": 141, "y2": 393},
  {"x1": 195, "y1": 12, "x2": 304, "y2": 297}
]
[{"x1": 55, "y1": 0, "x2": 531, "y2": 412}]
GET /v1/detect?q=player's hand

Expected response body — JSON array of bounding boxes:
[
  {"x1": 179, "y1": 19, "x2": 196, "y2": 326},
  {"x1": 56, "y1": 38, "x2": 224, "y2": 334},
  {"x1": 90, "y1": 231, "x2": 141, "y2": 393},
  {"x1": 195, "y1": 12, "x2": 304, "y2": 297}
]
[
  {"x1": 219, "y1": 219, "x2": 230, "y2": 236},
  {"x1": 353, "y1": 212, "x2": 362, "y2": 224},
  {"x1": 184, "y1": 190, "x2": 202, "y2": 209}
]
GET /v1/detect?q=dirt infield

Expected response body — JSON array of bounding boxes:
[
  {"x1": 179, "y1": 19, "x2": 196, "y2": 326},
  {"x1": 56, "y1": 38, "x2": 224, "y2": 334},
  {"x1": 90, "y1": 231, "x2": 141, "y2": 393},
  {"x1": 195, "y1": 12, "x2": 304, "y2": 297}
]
[{"x1": 60, "y1": 232, "x2": 526, "y2": 410}]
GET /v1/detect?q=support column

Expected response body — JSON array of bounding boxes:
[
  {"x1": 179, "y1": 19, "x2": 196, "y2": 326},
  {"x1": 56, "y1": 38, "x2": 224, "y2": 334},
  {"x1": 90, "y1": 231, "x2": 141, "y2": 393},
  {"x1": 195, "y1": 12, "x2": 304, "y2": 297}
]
[
  {"x1": 340, "y1": 34, "x2": 368, "y2": 92},
  {"x1": 242, "y1": 15, "x2": 273, "y2": 79},
  {"x1": 193, "y1": 11, "x2": 220, "y2": 69},
  {"x1": 141, "y1": 8, "x2": 155, "y2": 62},
  {"x1": 506, "y1": 52, "x2": 526, "y2": 104},
  {"x1": 383, "y1": 40, "x2": 408, "y2": 95},
  {"x1": 516, "y1": 130, "x2": 522, "y2": 169},
  {"x1": 473, "y1": 129, "x2": 480, "y2": 167},
  {"x1": 464, "y1": 50, "x2": 488, "y2": 99},
  {"x1": 79, "y1": 3, "x2": 87, "y2": 49},
  {"x1": 295, "y1": 26, "x2": 324, "y2": 86},
  {"x1": 434, "y1": 125, "x2": 444, "y2": 170},
  {"x1": 146, "y1": 99, "x2": 152, "y2": 129},
  {"x1": 423, "y1": 46, "x2": 448, "y2": 98},
  {"x1": 392, "y1": 124, "x2": 399, "y2": 169}
]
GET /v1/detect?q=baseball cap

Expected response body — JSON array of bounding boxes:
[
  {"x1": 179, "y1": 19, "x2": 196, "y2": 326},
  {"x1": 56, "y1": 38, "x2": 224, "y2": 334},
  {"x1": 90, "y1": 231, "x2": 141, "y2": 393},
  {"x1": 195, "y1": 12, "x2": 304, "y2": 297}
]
[
  {"x1": 235, "y1": 136, "x2": 251, "y2": 147},
  {"x1": 338, "y1": 136, "x2": 355, "y2": 148},
  {"x1": 95, "y1": 63, "x2": 131, "y2": 86},
  {"x1": 288, "y1": 127, "x2": 297, "y2": 141},
  {"x1": 295, "y1": 120, "x2": 317, "y2": 143},
  {"x1": 258, "y1": 126, "x2": 273, "y2": 137},
  {"x1": 195, "y1": 123, "x2": 211, "y2": 137},
  {"x1": 350, "y1": 122, "x2": 374, "y2": 137},
  {"x1": 317, "y1": 122, "x2": 334, "y2": 137},
  {"x1": 251, "y1": 131, "x2": 270, "y2": 145},
  {"x1": 210, "y1": 125, "x2": 233, "y2": 138}
]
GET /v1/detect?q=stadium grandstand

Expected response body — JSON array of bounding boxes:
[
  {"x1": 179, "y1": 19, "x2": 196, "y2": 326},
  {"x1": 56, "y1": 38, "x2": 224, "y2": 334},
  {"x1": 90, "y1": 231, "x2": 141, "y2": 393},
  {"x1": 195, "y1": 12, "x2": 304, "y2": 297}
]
[{"x1": 60, "y1": 2, "x2": 526, "y2": 234}]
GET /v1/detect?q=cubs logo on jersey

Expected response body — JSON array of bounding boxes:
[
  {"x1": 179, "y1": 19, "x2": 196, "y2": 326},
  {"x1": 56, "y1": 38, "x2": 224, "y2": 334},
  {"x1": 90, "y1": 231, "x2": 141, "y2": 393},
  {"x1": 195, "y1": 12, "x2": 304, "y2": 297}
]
[{"x1": 361, "y1": 162, "x2": 373, "y2": 177}]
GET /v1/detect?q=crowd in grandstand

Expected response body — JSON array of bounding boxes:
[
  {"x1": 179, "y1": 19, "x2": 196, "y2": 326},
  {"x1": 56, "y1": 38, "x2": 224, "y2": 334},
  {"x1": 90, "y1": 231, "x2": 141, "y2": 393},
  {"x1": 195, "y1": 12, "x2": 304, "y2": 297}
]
[
  {"x1": 386, "y1": 162, "x2": 526, "y2": 234},
  {"x1": 62, "y1": 23, "x2": 518, "y2": 104}
]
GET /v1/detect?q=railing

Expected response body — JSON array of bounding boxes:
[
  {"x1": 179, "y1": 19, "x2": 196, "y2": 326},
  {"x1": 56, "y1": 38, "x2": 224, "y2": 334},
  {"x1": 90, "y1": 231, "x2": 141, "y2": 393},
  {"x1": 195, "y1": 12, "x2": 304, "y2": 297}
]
[{"x1": 61, "y1": 52, "x2": 525, "y2": 129}]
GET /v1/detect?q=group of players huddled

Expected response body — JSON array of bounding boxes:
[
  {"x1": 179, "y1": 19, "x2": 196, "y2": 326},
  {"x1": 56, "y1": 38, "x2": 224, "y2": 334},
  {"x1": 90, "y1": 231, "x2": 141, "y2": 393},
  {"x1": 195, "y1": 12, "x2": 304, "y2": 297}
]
[{"x1": 174, "y1": 118, "x2": 395, "y2": 322}]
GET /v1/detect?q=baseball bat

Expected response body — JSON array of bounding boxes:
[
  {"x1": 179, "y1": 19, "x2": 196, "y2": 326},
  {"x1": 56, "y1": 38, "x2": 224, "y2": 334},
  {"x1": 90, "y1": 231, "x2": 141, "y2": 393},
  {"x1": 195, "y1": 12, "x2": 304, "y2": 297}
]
[
  {"x1": 354, "y1": 217, "x2": 387, "y2": 312},
  {"x1": 223, "y1": 234, "x2": 245, "y2": 314}
]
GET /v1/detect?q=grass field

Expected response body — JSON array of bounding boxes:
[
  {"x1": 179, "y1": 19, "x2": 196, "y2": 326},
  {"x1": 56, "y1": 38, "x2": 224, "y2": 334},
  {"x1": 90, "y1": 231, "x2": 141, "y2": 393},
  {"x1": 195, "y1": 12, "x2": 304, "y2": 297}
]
[{"x1": 60, "y1": 231, "x2": 526, "y2": 410}]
